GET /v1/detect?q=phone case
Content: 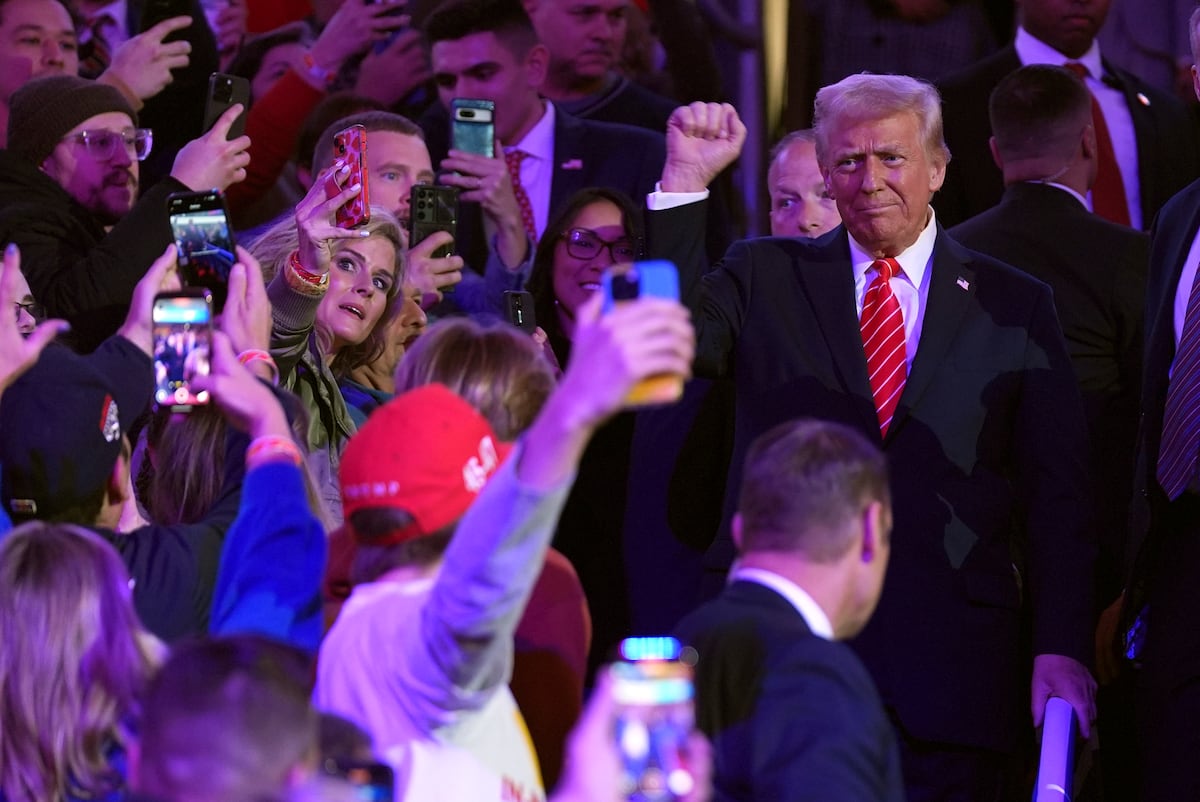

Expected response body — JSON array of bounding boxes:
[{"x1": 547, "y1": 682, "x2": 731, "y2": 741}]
[
  {"x1": 602, "y1": 260, "x2": 684, "y2": 407},
  {"x1": 409, "y1": 184, "x2": 459, "y2": 258},
  {"x1": 333, "y1": 125, "x2": 370, "y2": 229},
  {"x1": 504, "y1": 290, "x2": 537, "y2": 334},
  {"x1": 451, "y1": 99, "x2": 495, "y2": 158},
  {"x1": 203, "y1": 73, "x2": 250, "y2": 139}
]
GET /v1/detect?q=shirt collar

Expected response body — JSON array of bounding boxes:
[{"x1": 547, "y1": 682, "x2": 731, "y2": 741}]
[
  {"x1": 1025, "y1": 180, "x2": 1090, "y2": 209},
  {"x1": 730, "y1": 566, "x2": 835, "y2": 639},
  {"x1": 849, "y1": 206, "x2": 938, "y2": 286},
  {"x1": 506, "y1": 100, "x2": 555, "y2": 164},
  {"x1": 1015, "y1": 26, "x2": 1104, "y2": 79}
]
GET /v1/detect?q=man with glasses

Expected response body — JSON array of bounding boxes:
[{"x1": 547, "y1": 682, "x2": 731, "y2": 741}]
[{"x1": 0, "y1": 73, "x2": 249, "y2": 351}]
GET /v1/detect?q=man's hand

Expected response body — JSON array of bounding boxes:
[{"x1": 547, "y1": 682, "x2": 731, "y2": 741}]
[
  {"x1": 104, "y1": 16, "x2": 192, "y2": 100},
  {"x1": 0, "y1": 244, "x2": 68, "y2": 396},
  {"x1": 192, "y1": 331, "x2": 290, "y2": 440},
  {"x1": 1031, "y1": 653, "x2": 1097, "y2": 739},
  {"x1": 405, "y1": 231, "x2": 465, "y2": 307},
  {"x1": 354, "y1": 28, "x2": 432, "y2": 106},
  {"x1": 307, "y1": 0, "x2": 408, "y2": 80},
  {"x1": 661, "y1": 102, "x2": 746, "y2": 193},
  {"x1": 170, "y1": 104, "x2": 251, "y2": 191},
  {"x1": 207, "y1": 0, "x2": 248, "y2": 70},
  {"x1": 440, "y1": 144, "x2": 528, "y2": 267},
  {"x1": 117, "y1": 244, "x2": 182, "y2": 357},
  {"x1": 218, "y1": 246, "x2": 271, "y2": 357}
]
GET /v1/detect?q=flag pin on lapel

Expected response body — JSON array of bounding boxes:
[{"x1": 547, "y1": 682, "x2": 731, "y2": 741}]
[
  {"x1": 561, "y1": 158, "x2": 583, "y2": 170},
  {"x1": 957, "y1": 276, "x2": 971, "y2": 291},
  {"x1": 1137, "y1": 92, "x2": 1151, "y2": 107}
]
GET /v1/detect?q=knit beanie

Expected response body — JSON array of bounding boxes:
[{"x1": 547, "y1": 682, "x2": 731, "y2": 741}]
[{"x1": 7, "y1": 75, "x2": 139, "y2": 167}]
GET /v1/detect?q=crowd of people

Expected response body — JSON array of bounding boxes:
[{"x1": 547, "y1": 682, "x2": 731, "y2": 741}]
[{"x1": 1, "y1": 0, "x2": 1200, "y2": 801}]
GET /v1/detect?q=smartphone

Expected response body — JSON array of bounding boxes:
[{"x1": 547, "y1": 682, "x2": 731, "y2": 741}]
[
  {"x1": 369, "y1": 0, "x2": 408, "y2": 54},
  {"x1": 611, "y1": 637, "x2": 696, "y2": 802},
  {"x1": 152, "y1": 290, "x2": 212, "y2": 411},
  {"x1": 202, "y1": 73, "x2": 249, "y2": 140},
  {"x1": 409, "y1": 184, "x2": 458, "y2": 258},
  {"x1": 330, "y1": 125, "x2": 370, "y2": 229},
  {"x1": 504, "y1": 290, "x2": 536, "y2": 334},
  {"x1": 320, "y1": 758, "x2": 395, "y2": 802},
  {"x1": 601, "y1": 260, "x2": 684, "y2": 407},
  {"x1": 451, "y1": 99, "x2": 495, "y2": 158},
  {"x1": 139, "y1": 0, "x2": 191, "y2": 40},
  {"x1": 167, "y1": 190, "x2": 236, "y2": 314}
]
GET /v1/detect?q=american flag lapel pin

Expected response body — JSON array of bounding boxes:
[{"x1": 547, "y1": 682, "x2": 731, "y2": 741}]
[
  {"x1": 561, "y1": 158, "x2": 583, "y2": 170},
  {"x1": 956, "y1": 276, "x2": 971, "y2": 291}
]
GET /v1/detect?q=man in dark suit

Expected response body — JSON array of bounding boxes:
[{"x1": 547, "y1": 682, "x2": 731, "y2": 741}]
[
  {"x1": 418, "y1": 0, "x2": 665, "y2": 282},
  {"x1": 1124, "y1": 9, "x2": 1200, "y2": 799},
  {"x1": 949, "y1": 64, "x2": 1147, "y2": 801},
  {"x1": 936, "y1": 0, "x2": 1200, "y2": 229},
  {"x1": 650, "y1": 83, "x2": 1096, "y2": 800},
  {"x1": 675, "y1": 418, "x2": 903, "y2": 802}
]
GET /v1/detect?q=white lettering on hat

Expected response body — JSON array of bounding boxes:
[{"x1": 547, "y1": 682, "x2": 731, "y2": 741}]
[
  {"x1": 462, "y1": 435, "x2": 499, "y2": 493},
  {"x1": 100, "y1": 394, "x2": 120, "y2": 443}
]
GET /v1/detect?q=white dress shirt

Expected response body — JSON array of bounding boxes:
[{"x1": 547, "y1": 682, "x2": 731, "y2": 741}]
[
  {"x1": 730, "y1": 566, "x2": 835, "y2": 640},
  {"x1": 505, "y1": 102, "x2": 555, "y2": 241}
]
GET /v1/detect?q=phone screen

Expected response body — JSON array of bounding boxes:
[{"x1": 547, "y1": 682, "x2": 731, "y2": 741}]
[
  {"x1": 152, "y1": 293, "x2": 212, "y2": 410},
  {"x1": 168, "y1": 191, "x2": 236, "y2": 313},
  {"x1": 612, "y1": 637, "x2": 696, "y2": 802}
]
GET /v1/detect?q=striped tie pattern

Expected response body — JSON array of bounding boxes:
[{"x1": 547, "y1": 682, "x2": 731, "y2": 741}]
[
  {"x1": 1157, "y1": 264, "x2": 1200, "y2": 499},
  {"x1": 504, "y1": 149, "x2": 538, "y2": 242},
  {"x1": 1063, "y1": 62, "x2": 1131, "y2": 227},
  {"x1": 861, "y1": 258, "x2": 907, "y2": 436}
]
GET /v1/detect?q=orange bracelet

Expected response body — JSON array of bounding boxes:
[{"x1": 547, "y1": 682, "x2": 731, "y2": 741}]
[
  {"x1": 246, "y1": 435, "x2": 303, "y2": 468},
  {"x1": 237, "y1": 349, "x2": 279, "y2": 386},
  {"x1": 285, "y1": 250, "x2": 329, "y2": 297}
]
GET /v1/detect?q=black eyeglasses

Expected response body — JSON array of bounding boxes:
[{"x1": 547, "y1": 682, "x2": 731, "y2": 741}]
[
  {"x1": 14, "y1": 300, "x2": 44, "y2": 322},
  {"x1": 61, "y1": 128, "x2": 153, "y2": 162},
  {"x1": 560, "y1": 228, "x2": 640, "y2": 262}
]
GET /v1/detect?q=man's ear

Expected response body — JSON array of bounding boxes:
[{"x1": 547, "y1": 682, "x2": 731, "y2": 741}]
[
  {"x1": 106, "y1": 450, "x2": 131, "y2": 507},
  {"x1": 525, "y1": 43, "x2": 550, "y2": 89},
  {"x1": 988, "y1": 135, "x2": 1004, "y2": 171},
  {"x1": 731, "y1": 512, "x2": 745, "y2": 551},
  {"x1": 859, "y1": 501, "x2": 886, "y2": 563}
]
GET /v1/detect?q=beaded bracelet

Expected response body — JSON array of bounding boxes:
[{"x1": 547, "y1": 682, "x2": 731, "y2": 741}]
[
  {"x1": 285, "y1": 249, "x2": 329, "y2": 297},
  {"x1": 246, "y1": 435, "x2": 303, "y2": 468},
  {"x1": 237, "y1": 349, "x2": 279, "y2": 386},
  {"x1": 302, "y1": 51, "x2": 337, "y2": 87}
]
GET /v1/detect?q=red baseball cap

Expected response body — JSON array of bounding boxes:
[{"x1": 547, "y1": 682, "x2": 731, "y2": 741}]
[{"x1": 340, "y1": 384, "x2": 513, "y2": 545}]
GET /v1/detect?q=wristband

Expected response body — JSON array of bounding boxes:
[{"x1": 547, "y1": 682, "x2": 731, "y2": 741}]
[
  {"x1": 285, "y1": 249, "x2": 329, "y2": 297},
  {"x1": 302, "y1": 51, "x2": 337, "y2": 87},
  {"x1": 246, "y1": 435, "x2": 303, "y2": 468},
  {"x1": 237, "y1": 349, "x2": 279, "y2": 386}
]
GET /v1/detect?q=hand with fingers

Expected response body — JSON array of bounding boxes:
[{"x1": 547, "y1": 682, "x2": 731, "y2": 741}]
[
  {"x1": 218, "y1": 246, "x2": 272, "y2": 357},
  {"x1": 209, "y1": 0, "x2": 248, "y2": 69},
  {"x1": 440, "y1": 141, "x2": 528, "y2": 267},
  {"x1": 309, "y1": 0, "x2": 410, "y2": 77},
  {"x1": 405, "y1": 230, "x2": 465, "y2": 308},
  {"x1": 192, "y1": 331, "x2": 291, "y2": 440},
  {"x1": 661, "y1": 101, "x2": 747, "y2": 193},
  {"x1": 296, "y1": 163, "x2": 373, "y2": 276},
  {"x1": 171, "y1": 104, "x2": 252, "y2": 191},
  {"x1": 117, "y1": 244, "x2": 183, "y2": 357},
  {"x1": 104, "y1": 16, "x2": 192, "y2": 101},
  {"x1": 0, "y1": 244, "x2": 69, "y2": 397},
  {"x1": 355, "y1": 27, "x2": 432, "y2": 106}
]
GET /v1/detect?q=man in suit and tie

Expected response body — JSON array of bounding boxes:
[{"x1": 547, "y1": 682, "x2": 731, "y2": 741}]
[
  {"x1": 418, "y1": 0, "x2": 665, "y2": 283},
  {"x1": 649, "y1": 80, "x2": 1096, "y2": 800},
  {"x1": 675, "y1": 417, "x2": 904, "y2": 802},
  {"x1": 1124, "y1": 8, "x2": 1200, "y2": 799},
  {"x1": 936, "y1": 0, "x2": 1200, "y2": 229}
]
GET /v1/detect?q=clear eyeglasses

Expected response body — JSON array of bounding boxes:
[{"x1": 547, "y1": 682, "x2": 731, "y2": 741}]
[{"x1": 61, "y1": 128, "x2": 154, "y2": 162}]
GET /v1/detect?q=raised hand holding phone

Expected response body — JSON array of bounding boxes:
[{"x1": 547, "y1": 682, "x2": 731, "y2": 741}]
[
  {"x1": 170, "y1": 103, "x2": 251, "y2": 191},
  {"x1": 298, "y1": 163, "x2": 373, "y2": 276}
]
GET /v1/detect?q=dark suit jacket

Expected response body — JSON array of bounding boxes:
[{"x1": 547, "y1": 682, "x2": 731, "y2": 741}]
[
  {"x1": 951, "y1": 182, "x2": 1148, "y2": 599},
  {"x1": 675, "y1": 580, "x2": 904, "y2": 802},
  {"x1": 650, "y1": 201, "x2": 1095, "y2": 751},
  {"x1": 936, "y1": 44, "x2": 1200, "y2": 228},
  {"x1": 418, "y1": 102, "x2": 666, "y2": 273}
]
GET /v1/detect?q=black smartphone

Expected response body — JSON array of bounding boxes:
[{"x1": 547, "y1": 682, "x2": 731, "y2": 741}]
[
  {"x1": 167, "y1": 190, "x2": 236, "y2": 314},
  {"x1": 451, "y1": 98, "x2": 495, "y2": 157},
  {"x1": 152, "y1": 290, "x2": 212, "y2": 411},
  {"x1": 320, "y1": 758, "x2": 395, "y2": 802},
  {"x1": 504, "y1": 290, "x2": 536, "y2": 334},
  {"x1": 139, "y1": 0, "x2": 191, "y2": 40},
  {"x1": 203, "y1": 72, "x2": 249, "y2": 139},
  {"x1": 611, "y1": 637, "x2": 697, "y2": 802},
  {"x1": 409, "y1": 184, "x2": 458, "y2": 258}
]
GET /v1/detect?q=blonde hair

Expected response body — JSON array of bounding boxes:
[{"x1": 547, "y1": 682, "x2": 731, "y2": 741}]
[
  {"x1": 247, "y1": 205, "x2": 406, "y2": 375},
  {"x1": 0, "y1": 522, "x2": 163, "y2": 802},
  {"x1": 394, "y1": 317, "x2": 555, "y2": 439}
]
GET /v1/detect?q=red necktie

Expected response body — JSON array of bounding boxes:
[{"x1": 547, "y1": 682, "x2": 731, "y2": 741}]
[
  {"x1": 861, "y1": 258, "x2": 907, "y2": 436},
  {"x1": 1063, "y1": 62, "x2": 1131, "y2": 227},
  {"x1": 79, "y1": 13, "x2": 114, "y2": 78},
  {"x1": 504, "y1": 149, "x2": 538, "y2": 242},
  {"x1": 1157, "y1": 263, "x2": 1200, "y2": 498}
]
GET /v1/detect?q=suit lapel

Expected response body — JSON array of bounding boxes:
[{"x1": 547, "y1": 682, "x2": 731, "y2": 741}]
[
  {"x1": 889, "y1": 230, "x2": 976, "y2": 440},
  {"x1": 793, "y1": 232, "x2": 880, "y2": 435}
]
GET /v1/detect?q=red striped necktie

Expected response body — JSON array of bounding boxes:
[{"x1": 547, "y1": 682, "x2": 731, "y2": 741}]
[
  {"x1": 504, "y1": 149, "x2": 538, "y2": 242},
  {"x1": 860, "y1": 258, "x2": 907, "y2": 437},
  {"x1": 1157, "y1": 263, "x2": 1200, "y2": 498},
  {"x1": 1063, "y1": 62, "x2": 1131, "y2": 227}
]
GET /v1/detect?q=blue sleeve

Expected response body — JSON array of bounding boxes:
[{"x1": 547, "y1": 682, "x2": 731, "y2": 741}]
[{"x1": 209, "y1": 460, "x2": 327, "y2": 654}]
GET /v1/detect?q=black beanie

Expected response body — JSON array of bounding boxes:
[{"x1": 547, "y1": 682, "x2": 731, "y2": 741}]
[{"x1": 7, "y1": 75, "x2": 139, "y2": 167}]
